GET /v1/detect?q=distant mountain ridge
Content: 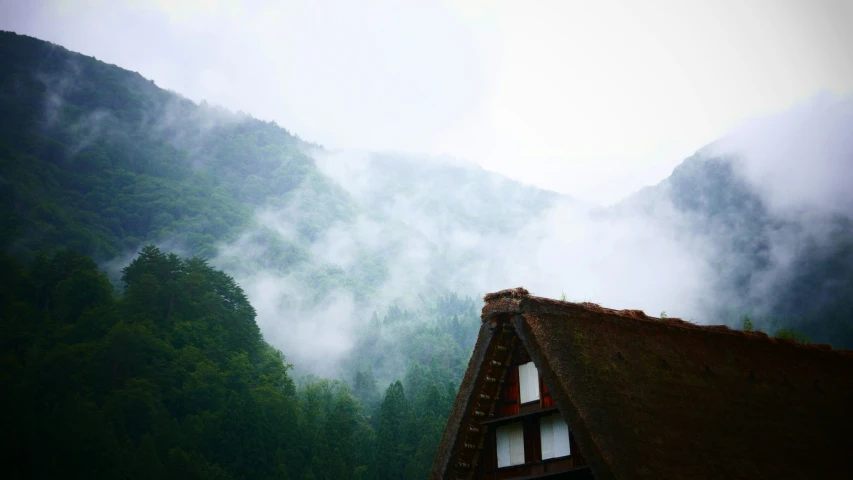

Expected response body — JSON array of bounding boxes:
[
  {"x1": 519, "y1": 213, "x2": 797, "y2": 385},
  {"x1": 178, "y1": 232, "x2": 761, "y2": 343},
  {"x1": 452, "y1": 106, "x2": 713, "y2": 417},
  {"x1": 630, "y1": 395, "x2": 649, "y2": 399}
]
[
  {"x1": 1, "y1": 30, "x2": 851, "y2": 349},
  {"x1": 619, "y1": 146, "x2": 853, "y2": 346}
]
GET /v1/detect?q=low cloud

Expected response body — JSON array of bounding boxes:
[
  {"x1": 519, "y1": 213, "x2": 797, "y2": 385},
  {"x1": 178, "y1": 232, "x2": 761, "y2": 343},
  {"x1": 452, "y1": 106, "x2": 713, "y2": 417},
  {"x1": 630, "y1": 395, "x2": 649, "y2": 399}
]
[
  {"x1": 715, "y1": 92, "x2": 853, "y2": 219},
  {"x1": 112, "y1": 90, "x2": 853, "y2": 376},
  {"x1": 235, "y1": 270, "x2": 360, "y2": 378},
  {"x1": 312, "y1": 149, "x2": 716, "y2": 323}
]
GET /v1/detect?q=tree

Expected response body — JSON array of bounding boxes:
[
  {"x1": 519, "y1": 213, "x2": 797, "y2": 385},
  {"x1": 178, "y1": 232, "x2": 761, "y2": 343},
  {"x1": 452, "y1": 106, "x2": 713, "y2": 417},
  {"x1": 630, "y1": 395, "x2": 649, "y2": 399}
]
[
  {"x1": 375, "y1": 381, "x2": 414, "y2": 479},
  {"x1": 353, "y1": 369, "x2": 380, "y2": 412},
  {"x1": 0, "y1": 247, "x2": 308, "y2": 479}
]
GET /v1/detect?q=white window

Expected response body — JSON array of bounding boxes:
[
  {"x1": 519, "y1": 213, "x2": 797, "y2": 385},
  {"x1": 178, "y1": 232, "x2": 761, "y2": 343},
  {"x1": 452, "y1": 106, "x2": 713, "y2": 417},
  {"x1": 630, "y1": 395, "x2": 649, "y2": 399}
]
[
  {"x1": 518, "y1": 362, "x2": 540, "y2": 403},
  {"x1": 496, "y1": 422, "x2": 525, "y2": 467},
  {"x1": 540, "y1": 413, "x2": 571, "y2": 459}
]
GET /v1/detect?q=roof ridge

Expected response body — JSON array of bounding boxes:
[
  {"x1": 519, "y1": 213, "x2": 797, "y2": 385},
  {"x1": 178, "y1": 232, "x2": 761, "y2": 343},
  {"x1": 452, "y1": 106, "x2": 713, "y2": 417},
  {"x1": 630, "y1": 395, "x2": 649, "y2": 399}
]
[
  {"x1": 481, "y1": 289, "x2": 853, "y2": 357},
  {"x1": 482, "y1": 286, "x2": 530, "y2": 302}
]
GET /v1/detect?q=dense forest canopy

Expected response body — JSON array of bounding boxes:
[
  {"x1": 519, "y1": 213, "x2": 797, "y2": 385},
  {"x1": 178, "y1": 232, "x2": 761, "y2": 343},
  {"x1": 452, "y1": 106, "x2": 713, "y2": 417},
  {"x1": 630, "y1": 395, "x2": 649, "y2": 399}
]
[
  {"x1": 0, "y1": 246, "x2": 473, "y2": 479},
  {"x1": 1, "y1": 30, "x2": 852, "y2": 478}
]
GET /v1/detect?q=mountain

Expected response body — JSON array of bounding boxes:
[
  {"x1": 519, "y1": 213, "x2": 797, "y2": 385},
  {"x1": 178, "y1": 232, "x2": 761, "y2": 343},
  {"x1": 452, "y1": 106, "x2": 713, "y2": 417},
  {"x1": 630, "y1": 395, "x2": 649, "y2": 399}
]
[
  {"x1": 0, "y1": 30, "x2": 355, "y2": 259},
  {"x1": 3, "y1": 29, "x2": 852, "y2": 357},
  {"x1": 3, "y1": 30, "x2": 852, "y2": 347},
  {"x1": 0, "y1": 31, "x2": 551, "y2": 478},
  {"x1": 0, "y1": 30, "x2": 560, "y2": 299},
  {"x1": 0, "y1": 30, "x2": 571, "y2": 370},
  {"x1": 619, "y1": 116, "x2": 853, "y2": 346},
  {"x1": 320, "y1": 131, "x2": 853, "y2": 349}
]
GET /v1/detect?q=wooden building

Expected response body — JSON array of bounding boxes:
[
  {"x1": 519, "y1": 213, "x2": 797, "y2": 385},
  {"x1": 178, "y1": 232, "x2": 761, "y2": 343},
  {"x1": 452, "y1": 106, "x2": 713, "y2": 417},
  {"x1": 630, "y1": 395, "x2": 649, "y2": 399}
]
[{"x1": 430, "y1": 287, "x2": 853, "y2": 480}]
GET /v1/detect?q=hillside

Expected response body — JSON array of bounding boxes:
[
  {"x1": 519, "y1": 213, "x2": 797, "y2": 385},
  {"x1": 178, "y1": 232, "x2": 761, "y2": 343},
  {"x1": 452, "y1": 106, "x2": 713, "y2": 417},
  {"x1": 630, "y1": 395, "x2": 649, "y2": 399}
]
[
  {"x1": 0, "y1": 31, "x2": 540, "y2": 479},
  {"x1": 3, "y1": 30, "x2": 852, "y2": 352},
  {"x1": 0, "y1": 29, "x2": 569, "y2": 364},
  {"x1": 0, "y1": 31, "x2": 354, "y2": 268},
  {"x1": 619, "y1": 123, "x2": 853, "y2": 347}
]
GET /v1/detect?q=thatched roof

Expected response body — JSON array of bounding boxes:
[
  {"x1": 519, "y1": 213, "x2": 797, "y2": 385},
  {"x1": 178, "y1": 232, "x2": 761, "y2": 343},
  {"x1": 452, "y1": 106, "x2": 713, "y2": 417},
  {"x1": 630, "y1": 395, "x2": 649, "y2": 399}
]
[{"x1": 431, "y1": 287, "x2": 853, "y2": 480}]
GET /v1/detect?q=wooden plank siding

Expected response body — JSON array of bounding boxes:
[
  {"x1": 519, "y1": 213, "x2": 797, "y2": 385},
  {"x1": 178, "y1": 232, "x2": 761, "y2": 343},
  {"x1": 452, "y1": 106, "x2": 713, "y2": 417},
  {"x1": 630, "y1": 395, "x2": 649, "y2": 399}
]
[
  {"x1": 472, "y1": 333, "x2": 587, "y2": 479},
  {"x1": 498, "y1": 366, "x2": 520, "y2": 416}
]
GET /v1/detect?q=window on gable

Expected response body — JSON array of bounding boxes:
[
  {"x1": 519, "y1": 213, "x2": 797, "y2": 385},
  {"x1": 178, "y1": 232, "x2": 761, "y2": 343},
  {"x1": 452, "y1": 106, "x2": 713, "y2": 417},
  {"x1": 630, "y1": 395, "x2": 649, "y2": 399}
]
[
  {"x1": 540, "y1": 413, "x2": 571, "y2": 459},
  {"x1": 518, "y1": 362, "x2": 540, "y2": 404},
  {"x1": 496, "y1": 421, "x2": 525, "y2": 467}
]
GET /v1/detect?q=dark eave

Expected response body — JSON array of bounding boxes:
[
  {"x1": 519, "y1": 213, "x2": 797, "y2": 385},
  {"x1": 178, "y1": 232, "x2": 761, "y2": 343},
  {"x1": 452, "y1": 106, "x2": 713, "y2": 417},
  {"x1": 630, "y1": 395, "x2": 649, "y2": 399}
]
[{"x1": 479, "y1": 406, "x2": 559, "y2": 425}]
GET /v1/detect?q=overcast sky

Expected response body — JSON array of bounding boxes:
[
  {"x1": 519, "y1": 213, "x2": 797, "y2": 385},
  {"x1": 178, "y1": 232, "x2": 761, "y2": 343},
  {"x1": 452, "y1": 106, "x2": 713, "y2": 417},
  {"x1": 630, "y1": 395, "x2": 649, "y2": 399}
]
[{"x1": 3, "y1": 0, "x2": 853, "y2": 204}]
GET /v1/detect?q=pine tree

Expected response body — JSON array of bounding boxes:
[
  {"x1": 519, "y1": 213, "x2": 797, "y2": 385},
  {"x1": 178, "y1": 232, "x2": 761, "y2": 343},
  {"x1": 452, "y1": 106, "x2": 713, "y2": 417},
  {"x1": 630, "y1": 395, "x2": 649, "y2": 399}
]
[{"x1": 374, "y1": 381, "x2": 414, "y2": 479}]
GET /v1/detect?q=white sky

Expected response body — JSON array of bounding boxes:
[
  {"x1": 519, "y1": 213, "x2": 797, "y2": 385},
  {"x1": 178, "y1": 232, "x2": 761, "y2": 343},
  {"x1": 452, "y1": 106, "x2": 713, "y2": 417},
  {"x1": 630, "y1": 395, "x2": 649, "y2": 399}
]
[{"x1": 3, "y1": 0, "x2": 853, "y2": 204}]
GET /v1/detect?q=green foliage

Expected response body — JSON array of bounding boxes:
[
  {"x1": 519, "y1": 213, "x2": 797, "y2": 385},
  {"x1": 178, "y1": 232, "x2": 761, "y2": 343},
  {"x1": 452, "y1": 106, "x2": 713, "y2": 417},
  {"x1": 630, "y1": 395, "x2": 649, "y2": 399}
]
[
  {"x1": 375, "y1": 381, "x2": 414, "y2": 478},
  {"x1": 0, "y1": 246, "x2": 480, "y2": 479},
  {"x1": 0, "y1": 31, "x2": 340, "y2": 265},
  {"x1": 0, "y1": 33, "x2": 487, "y2": 479},
  {"x1": 0, "y1": 32, "x2": 409, "y2": 317},
  {"x1": 736, "y1": 314, "x2": 810, "y2": 344},
  {"x1": 774, "y1": 328, "x2": 811, "y2": 345},
  {"x1": 0, "y1": 247, "x2": 300, "y2": 478}
]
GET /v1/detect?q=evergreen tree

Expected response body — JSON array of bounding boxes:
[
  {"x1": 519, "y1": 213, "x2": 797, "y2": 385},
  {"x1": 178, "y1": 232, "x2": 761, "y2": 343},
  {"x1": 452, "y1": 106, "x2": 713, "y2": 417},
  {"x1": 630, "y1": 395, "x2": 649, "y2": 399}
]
[{"x1": 375, "y1": 381, "x2": 414, "y2": 479}]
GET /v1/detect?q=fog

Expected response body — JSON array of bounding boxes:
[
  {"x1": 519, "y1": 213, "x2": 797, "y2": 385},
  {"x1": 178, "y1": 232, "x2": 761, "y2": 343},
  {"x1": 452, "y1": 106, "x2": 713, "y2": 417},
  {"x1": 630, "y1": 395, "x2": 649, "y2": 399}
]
[
  {"x1": 311, "y1": 150, "x2": 714, "y2": 315},
  {"x1": 6, "y1": 1, "x2": 853, "y2": 375},
  {"x1": 717, "y1": 93, "x2": 853, "y2": 219},
  {"x1": 205, "y1": 90, "x2": 853, "y2": 376},
  {"x1": 708, "y1": 93, "x2": 853, "y2": 321}
]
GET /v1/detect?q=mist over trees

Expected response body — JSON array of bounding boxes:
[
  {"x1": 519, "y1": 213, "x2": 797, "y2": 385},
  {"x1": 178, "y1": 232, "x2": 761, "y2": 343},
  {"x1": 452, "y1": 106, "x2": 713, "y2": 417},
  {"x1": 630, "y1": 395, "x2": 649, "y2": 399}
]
[
  {"x1": 1, "y1": 30, "x2": 852, "y2": 478},
  {"x1": 0, "y1": 246, "x2": 471, "y2": 479}
]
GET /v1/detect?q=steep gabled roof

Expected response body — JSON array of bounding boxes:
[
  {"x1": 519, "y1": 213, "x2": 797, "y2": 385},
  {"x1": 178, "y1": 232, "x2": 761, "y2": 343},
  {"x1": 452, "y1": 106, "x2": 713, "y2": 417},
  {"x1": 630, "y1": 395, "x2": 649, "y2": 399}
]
[{"x1": 431, "y1": 287, "x2": 853, "y2": 480}]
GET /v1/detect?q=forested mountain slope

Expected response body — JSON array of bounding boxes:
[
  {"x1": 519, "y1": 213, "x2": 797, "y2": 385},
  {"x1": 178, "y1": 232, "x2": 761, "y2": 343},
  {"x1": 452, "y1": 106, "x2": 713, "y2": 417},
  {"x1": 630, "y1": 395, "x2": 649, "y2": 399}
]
[
  {"x1": 0, "y1": 31, "x2": 509, "y2": 479},
  {"x1": 0, "y1": 246, "x2": 478, "y2": 479},
  {"x1": 0, "y1": 29, "x2": 559, "y2": 372},
  {"x1": 316, "y1": 133, "x2": 853, "y2": 349},
  {"x1": 0, "y1": 30, "x2": 559, "y2": 307},
  {"x1": 0, "y1": 30, "x2": 363, "y2": 280},
  {"x1": 618, "y1": 115, "x2": 853, "y2": 347}
]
